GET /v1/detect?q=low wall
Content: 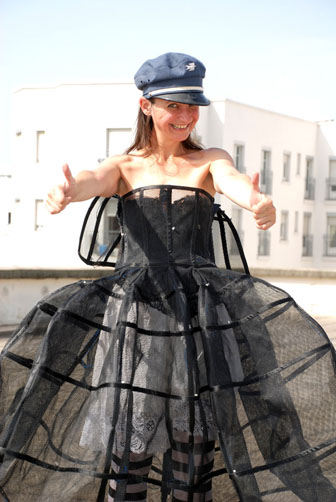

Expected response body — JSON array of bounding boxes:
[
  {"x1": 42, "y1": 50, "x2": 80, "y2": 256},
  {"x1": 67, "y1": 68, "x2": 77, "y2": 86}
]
[
  {"x1": 1, "y1": 268, "x2": 335, "y2": 325},
  {"x1": 0, "y1": 269, "x2": 109, "y2": 325}
]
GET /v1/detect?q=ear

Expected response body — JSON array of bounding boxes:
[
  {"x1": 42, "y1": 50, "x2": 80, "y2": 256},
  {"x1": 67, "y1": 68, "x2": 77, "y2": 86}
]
[{"x1": 139, "y1": 97, "x2": 152, "y2": 116}]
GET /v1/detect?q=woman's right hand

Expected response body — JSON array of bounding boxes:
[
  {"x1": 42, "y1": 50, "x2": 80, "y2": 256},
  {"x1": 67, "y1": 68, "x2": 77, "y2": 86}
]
[
  {"x1": 46, "y1": 164, "x2": 78, "y2": 214},
  {"x1": 249, "y1": 173, "x2": 276, "y2": 230}
]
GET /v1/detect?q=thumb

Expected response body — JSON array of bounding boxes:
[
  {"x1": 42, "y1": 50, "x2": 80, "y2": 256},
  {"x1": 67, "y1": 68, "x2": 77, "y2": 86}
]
[
  {"x1": 250, "y1": 172, "x2": 263, "y2": 209},
  {"x1": 251, "y1": 172, "x2": 260, "y2": 193},
  {"x1": 62, "y1": 164, "x2": 75, "y2": 193}
]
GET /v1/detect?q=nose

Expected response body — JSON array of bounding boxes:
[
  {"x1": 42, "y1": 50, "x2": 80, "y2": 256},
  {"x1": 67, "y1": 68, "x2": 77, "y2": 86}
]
[{"x1": 178, "y1": 105, "x2": 195, "y2": 123}]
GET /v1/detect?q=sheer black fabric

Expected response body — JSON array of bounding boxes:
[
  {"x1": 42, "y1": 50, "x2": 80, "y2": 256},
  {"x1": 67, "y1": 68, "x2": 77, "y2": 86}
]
[{"x1": 1, "y1": 185, "x2": 336, "y2": 502}]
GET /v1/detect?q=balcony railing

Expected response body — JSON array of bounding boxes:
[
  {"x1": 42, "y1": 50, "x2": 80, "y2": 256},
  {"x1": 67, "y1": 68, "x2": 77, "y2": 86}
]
[
  {"x1": 302, "y1": 234, "x2": 313, "y2": 257},
  {"x1": 326, "y1": 178, "x2": 336, "y2": 200},
  {"x1": 323, "y1": 234, "x2": 336, "y2": 257},
  {"x1": 260, "y1": 170, "x2": 273, "y2": 195},
  {"x1": 258, "y1": 231, "x2": 271, "y2": 256},
  {"x1": 304, "y1": 178, "x2": 315, "y2": 200}
]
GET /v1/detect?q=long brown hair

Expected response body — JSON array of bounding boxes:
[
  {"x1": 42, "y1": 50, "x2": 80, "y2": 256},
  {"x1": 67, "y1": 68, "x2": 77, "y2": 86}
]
[{"x1": 125, "y1": 100, "x2": 203, "y2": 156}]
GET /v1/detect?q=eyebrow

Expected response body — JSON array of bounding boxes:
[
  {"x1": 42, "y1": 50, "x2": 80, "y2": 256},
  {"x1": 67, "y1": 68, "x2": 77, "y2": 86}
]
[{"x1": 167, "y1": 102, "x2": 196, "y2": 107}]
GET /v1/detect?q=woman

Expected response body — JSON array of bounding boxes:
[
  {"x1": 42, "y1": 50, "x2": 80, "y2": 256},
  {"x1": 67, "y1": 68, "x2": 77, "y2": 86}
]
[{"x1": 1, "y1": 53, "x2": 336, "y2": 502}]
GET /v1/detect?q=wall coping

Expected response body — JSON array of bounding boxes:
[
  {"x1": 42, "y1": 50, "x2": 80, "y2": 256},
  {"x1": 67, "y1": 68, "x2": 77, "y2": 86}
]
[{"x1": 1, "y1": 267, "x2": 336, "y2": 280}]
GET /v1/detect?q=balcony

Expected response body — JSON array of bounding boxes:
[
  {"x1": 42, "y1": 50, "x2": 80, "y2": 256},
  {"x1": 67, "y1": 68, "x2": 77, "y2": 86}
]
[
  {"x1": 258, "y1": 231, "x2": 271, "y2": 256},
  {"x1": 260, "y1": 170, "x2": 273, "y2": 195},
  {"x1": 326, "y1": 178, "x2": 336, "y2": 200},
  {"x1": 323, "y1": 234, "x2": 336, "y2": 257},
  {"x1": 304, "y1": 178, "x2": 315, "y2": 200},
  {"x1": 302, "y1": 234, "x2": 313, "y2": 257}
]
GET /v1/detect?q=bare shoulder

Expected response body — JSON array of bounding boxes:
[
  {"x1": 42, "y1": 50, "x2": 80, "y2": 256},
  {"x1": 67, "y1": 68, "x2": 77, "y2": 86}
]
[
  {"x1": 93, "y1": 155, "x2": 135, "y2": 197},
  {"x1": 183, "y1": 147, "x2": 233, "y2": 166},
  {"x1": 98, "y1": 154, "x2": 133, "y2": 169},
  {"x1": 202, "y1": 148, "x2": 234, "y2": 163}
]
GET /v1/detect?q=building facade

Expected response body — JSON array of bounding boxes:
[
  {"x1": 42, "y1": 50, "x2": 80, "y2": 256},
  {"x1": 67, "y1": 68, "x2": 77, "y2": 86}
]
[
  {"x1": 1, "y1": 83, "x2": 335, "y2": 271},
  {"x1": 198, "y1": 99, "x2": 336, "y2": 271}
]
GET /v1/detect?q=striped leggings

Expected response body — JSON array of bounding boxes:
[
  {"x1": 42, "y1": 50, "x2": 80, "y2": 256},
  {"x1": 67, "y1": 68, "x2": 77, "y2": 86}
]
[{"x1": 108, "y1": 437, "x2": 215, "y2": 501}]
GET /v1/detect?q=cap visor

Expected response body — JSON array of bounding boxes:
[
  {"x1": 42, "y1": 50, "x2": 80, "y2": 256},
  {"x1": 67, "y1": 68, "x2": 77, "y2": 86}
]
[{"x1": 155, "y1": 92, "x2": 210, "y2": 106}]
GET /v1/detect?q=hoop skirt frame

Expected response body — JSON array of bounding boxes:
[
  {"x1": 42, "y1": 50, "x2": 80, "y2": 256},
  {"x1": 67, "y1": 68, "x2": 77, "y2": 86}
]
[{"x1": 1, "y1": 185, "x2": 336, "y2": 502}]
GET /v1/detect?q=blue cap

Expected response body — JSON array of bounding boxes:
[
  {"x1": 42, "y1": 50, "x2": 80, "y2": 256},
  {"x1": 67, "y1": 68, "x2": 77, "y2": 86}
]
[{"x1": 134, "y1": 52, "x2": 210, "y2": 106}]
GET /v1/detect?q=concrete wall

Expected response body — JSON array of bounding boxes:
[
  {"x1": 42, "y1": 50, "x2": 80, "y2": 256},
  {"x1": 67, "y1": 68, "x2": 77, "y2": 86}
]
[
  {"x1": 1, "y1": 271, "x2": 335, "y2": 325},
  {"x1": 0, "y1": 268, "x2": 110, "y2": 324},
  {"x1": 1, "y1": 277, "x2": 75, "y2": 324}
]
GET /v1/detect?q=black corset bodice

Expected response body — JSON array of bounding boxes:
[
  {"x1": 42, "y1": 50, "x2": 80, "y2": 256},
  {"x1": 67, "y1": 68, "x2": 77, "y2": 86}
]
[{"x1": 116, "y1": 185, "x2": 215, "y2": 268}]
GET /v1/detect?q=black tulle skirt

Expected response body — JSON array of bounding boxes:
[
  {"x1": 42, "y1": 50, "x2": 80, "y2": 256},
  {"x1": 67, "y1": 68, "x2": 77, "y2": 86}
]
[{"x1": 1, "y1": 261, "x2": 336, "y2": 501}]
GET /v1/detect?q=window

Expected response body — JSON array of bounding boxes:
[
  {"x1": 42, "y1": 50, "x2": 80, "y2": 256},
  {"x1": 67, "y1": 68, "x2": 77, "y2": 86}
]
[
  {"x1": 258, "y1": 231, "x2": 271, "y2": 256},
  {"x1": 8, "y1": 212, "x2": 11, "y2": 225},
  {"x1": 282, "y1": 153, "x2": 291, "y2": 181},
  {"x1": 304, "y1": 157, "x2": 315, "y2": 200},
  {"x1": 95, "y1": 198, "x2": 120, "y2": 258},
  {"x1": 296, "y1": 153, "x2": 301, "y2": 175},
  {"x1": 260, "y1": 150, "x2": 272, "y2": 194},
  {"x1": 306, "y1": 157, "x2": 313, "y2": 176},
  {"x1": 326, "y1": 158, "x2": 336, "y2": 200},
  {"x1": 302, "y1": 212, "x2": 313, "y2": 256},
  {"x1": 324, "y1": 214, "x2": 336, "y2": 256},
  {"x1": 229, "y1": 208, "x2": 244, "y2": 255},
  {"x1": 105, "y1": 213, "x2": 119, "y2": 245},
  {"x1": 280, "y1": 211, "x2": 289, "y2": 240},
  {"x1": 294, "y1": 211, "x2": 299, "y2": 233},
  {"x1": 35, "y1": 199, "x2": 47, "y2": 230},
  {"x1": 36, "y1": 131, "x2": 46, "y2": 163},
  {"x1": 234, "y1": 144, "x2": 245, "y2": 173},
  {"x1": 106, "y1": 128, "x2": 132, "y2": 157}
]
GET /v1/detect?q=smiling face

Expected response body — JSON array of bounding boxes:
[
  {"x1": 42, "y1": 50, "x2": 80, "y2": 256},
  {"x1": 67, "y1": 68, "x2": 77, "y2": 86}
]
[{"x1": 139, "y1": 97, "x2": 200, "y2": 146}]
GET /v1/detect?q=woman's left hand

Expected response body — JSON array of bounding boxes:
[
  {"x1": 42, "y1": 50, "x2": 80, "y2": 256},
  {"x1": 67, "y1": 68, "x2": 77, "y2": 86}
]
[{"x1": 249, "y1": 173, "x2": 276, "y2": 230}]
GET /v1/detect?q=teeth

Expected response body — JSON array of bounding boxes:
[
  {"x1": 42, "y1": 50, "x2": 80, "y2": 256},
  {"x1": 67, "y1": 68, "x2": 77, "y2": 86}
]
[{"x1": 172, "y1": 124, "x2": 188, "y2": 129}]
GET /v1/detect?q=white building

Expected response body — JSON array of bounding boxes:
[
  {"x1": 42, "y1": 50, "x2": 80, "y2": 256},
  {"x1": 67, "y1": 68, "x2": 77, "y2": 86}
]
[
  {"x1": 1, "y1": 83, "x2": 336, "y2": 271},
  {"x1": 199, "y1": 100, "x2": 336, "y2": 271}
]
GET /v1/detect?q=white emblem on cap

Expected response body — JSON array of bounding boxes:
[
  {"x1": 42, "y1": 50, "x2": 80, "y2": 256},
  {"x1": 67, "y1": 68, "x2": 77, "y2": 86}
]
[{"x1": 186, "y1": 62, "x2": 196, "y2": 72}]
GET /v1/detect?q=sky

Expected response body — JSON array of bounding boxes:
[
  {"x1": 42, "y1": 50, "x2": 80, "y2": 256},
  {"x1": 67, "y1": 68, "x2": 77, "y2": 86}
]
[{"x1": 0, "y1": 0, "x2": 335, "y2": 171}]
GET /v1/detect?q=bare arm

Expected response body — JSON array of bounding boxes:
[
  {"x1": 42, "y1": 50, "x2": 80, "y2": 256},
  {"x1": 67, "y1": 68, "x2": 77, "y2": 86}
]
[
  {"x1": 209, "y1": 149, "x2": 276, "y2": 230},
  {"x1": 46, "y1": 157, "x2": 121, "y2": 214}
]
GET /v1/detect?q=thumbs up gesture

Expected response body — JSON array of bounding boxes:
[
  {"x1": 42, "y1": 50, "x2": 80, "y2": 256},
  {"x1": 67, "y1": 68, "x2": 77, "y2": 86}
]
[
  {"x1": 46, "y1": 164, "x2": 78, "y2": 214},
  {"x1": 249, "y1": 173, "x2": 276, "y2": 230}
]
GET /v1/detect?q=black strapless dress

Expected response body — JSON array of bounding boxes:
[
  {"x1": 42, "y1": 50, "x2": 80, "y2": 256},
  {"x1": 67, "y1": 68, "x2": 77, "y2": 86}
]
[{"x1": 1, "y1": 185, "x2": 336, "y2": 502}]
